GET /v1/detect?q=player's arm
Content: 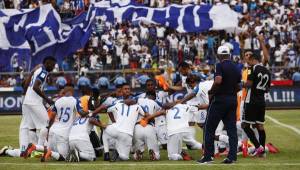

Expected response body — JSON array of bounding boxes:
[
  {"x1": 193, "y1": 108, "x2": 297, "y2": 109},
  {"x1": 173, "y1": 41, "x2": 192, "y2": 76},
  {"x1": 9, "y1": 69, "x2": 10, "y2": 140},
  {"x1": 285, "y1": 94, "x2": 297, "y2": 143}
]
[
  {"x1": 257, "y1": 35, "x2": 269, "y2": 65},
  {"x1": 107, "y1": 112, "x2": 116, "y2": 123},
  {"x1": 91, "y1": 104, "x2": 108, "y2": 116},
  {"x1": 89, "y1": 117, "x2": 106, "y2": 129},
  {"x1": 162, "y1": 101, "x2": 178, "y2": 110},
  {"x1": 33, "y1": 78, "x2": 54, "y2": 105},
  {"x1": 168, "y1": 85, "x2": 184, "y2": 91},
  {"x1": 144, "y1": 110, "x2": 166, "y2": 121}
]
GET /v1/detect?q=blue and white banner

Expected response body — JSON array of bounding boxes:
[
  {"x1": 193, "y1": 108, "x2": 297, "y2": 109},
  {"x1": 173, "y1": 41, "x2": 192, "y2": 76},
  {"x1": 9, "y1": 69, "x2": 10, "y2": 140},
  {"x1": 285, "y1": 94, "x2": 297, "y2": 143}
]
[
  {"x1": 94, "y1": 1, "x2": 238, "y2": 33},
  {"x1": 0, "y1": 2, "x2": 238, "y2": 72},
  {"x1": 0, "y1": 4, "x2": 95, "y2": 71}
]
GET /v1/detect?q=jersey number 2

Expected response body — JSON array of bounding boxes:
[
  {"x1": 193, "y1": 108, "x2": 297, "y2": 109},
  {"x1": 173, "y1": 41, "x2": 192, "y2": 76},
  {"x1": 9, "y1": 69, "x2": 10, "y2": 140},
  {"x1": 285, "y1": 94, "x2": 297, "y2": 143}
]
[{"x1": 172, "y1": 107, "x2": 181, "y2": 119}]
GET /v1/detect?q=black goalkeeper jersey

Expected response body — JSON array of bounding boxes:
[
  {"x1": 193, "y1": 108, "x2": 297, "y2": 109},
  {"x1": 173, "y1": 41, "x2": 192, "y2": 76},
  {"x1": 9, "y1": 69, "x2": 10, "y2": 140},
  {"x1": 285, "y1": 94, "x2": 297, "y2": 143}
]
[{"x1": 245, "y1": 64, "x2": 271, "y2": 105}]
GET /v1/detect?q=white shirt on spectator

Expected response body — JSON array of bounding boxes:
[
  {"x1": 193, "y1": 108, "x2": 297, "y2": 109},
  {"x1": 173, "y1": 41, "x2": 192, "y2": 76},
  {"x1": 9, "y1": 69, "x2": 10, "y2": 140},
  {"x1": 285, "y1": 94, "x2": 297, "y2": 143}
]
[
  {"x1": 91, "y1": 36, "x2": 98, "y2": 48},
  {"x1": 156, "y1": 27, "x2": 166, "y2": 38},
  {"x1": 7, "y1": 77, "x2": 16, "y2": 86},
  {"x1": 140, "y1": 25, "x2": 149, "y2": 39},
  {"x1": 90, "y1": 54, "x2": 99, "y2": 69},
  {"x1": 169, "y1": 36, "x2": 179, "y2": 49},
  {"x1": 120, "y1": 52, "x2": 130, "y2": 66}
]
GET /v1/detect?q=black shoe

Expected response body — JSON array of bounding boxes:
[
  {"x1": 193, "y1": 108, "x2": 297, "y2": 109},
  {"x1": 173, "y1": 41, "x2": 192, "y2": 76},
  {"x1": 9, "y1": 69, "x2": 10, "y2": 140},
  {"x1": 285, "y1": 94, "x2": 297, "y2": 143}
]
[
  {"x1": 104, "y1": 152, "x2": 110, "y2": 161},
  {"x1": 149, "y1": 149, "x2": 156, "y2": 161},
  {"x1": 196, "y1": 157, "x2": 214, "y2": 164},
  {"x1": 221, "y1": 158, "x2": 236, "y2": 164},
  {"x1": 110, "y1": 150, "x2": 119, "y2": 162}
]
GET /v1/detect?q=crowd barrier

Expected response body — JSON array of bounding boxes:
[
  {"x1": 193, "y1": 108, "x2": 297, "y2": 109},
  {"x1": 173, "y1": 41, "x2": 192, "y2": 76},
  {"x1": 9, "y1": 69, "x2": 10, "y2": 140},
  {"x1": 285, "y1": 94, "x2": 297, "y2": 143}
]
[{"x1": 0, "y1": 86, "x2": 299, "y2": 114}]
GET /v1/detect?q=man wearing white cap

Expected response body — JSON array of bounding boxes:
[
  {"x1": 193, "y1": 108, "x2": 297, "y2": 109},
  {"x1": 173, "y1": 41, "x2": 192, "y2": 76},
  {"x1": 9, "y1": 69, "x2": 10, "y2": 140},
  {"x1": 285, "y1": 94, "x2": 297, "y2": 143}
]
[{"x1": 198, "y1": 45, "x2": 241, "y2": 164}]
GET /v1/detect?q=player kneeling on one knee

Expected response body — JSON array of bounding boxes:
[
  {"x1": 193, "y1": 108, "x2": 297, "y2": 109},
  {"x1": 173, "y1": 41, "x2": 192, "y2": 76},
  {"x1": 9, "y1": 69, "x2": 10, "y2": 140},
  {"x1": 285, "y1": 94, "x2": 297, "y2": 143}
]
[
  {"x1": 68, "y1": 114, "x2": 106, "y2": 162},
  {"x1": 145, "y1": 102, "x2": 202, "y2": 161}
]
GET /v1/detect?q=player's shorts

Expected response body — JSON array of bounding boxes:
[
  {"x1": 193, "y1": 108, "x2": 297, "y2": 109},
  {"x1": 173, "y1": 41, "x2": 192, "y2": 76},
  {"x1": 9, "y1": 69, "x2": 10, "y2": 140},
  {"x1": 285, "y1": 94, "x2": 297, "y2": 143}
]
[
  {"x1": 48, "y1": 132, "x2": 69, "y2": 158},
  {"x1": 243, "y1": 103, "x2": 265, "y2": 124},
  {"x1": 189, "y1": 106, "x2": 207, "y2": 124},
  {"x1": 155, "y1": 124, "x2": 168, "y2": 145},
  {"x1": 134, "y1": 124, "x2": 159, "y2": 155},
  {"x1": 20, "y1": 104, "x2": 48, "y2": 129},
  {"x1": 69, "y1": 139, "x2": 95, "y2": 161}
]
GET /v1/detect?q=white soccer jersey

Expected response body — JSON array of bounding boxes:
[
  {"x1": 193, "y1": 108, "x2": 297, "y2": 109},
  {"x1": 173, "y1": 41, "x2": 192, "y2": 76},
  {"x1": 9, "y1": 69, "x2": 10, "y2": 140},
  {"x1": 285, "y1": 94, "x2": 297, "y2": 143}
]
[
  {"x1": 107, "y1": 103, "x2": 145, "y2": 136},
  {"x1": 50, "y1": 96, "x2": 82, "y2": 137},
  {"x1": 188, "y1": 81, "x2": 210, "y2": 106},
  {"x1": 200, "y1": 80, "x2": 214, "y2": 96},
  {"x1": 137, "y1": 98, "x2": 161, "y2": 122},
  {"x1": 136, "y1": 91, "x2": 168, "y2": 126},
  {"x1": 69, "y1": 116, "x2": 93, "y2": 142},
  {"x1": 181, "y1": 75, "x2": 193, "y2": 94},
  {"x1": 166, "y1": 104, "x2": 191, "y2": 136},
  {"x1": 23, "y1": 67, "x2": 48, "y2": 105}
]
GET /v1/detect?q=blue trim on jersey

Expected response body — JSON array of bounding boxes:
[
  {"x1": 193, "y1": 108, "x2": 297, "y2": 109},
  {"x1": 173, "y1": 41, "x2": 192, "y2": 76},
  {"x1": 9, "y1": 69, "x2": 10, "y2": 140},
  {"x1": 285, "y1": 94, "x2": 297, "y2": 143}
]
[
  {"x1": 36, "y1": 68, "x2": 48, "y2": 83},
  {"x1": 76, "y1": 98, "x2": 83, "y2": 112},
  {"x1": 52, "y1": 104, "x2": 57, "y2": 113},
  {"x1": 193, "y1": 84, "x2": 200, "y2": 94},
  {"x1": 155, "y1": 100, "x2": 163, "y2": 107}
]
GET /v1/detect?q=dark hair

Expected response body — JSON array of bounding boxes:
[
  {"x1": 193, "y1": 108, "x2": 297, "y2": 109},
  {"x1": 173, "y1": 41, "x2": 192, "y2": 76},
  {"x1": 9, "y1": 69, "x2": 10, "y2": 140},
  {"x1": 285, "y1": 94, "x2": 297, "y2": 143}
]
[
  {"x1": 249, "y1": 52, "x2": 262, "y2": 61},
  {"x1": 178, "y1": 62, "x2": 190, "y2": 69},
  {"x1": 122, "y1": 82, "x2": 130, "y2": 87},
  {"x1": 43, "y1": 56, "x2": 56, "y2": 64},
  {"x1": 115, "y1": 84, "x2": 123, "y2": 89},
  {"x1": 146, "y1": 79, "x2": 156, "y2": 85},
  {"x1": 186, "y1": 74, "x2": 200, "y2": 84}
]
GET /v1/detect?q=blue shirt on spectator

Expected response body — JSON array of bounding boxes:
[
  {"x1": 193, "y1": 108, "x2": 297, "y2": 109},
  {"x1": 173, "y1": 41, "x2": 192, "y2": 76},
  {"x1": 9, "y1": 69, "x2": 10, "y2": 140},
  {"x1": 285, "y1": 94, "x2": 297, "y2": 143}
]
[
  {"x1": 151, "y1": 44, "x2": 159, "y2": 58},
  {"x1": 98, "y1": 76, "x2": 110, "y2": 87},
  {"x1": 292, "y1": 71, "x2": 300, "y2": 82},
  {"x1": 207, "y1": 36, "x2": 215, "y2": 49},
  {"x1": 56, "y1": 76, "x2": 67, "y2": 87},
  {"x1": 230, "y1": 39, "x2": 241, "y2": 56},
  {"x1": 77, "y1": 76, "x2": 91, "y2": 87},
  {"x1": 137, "y1": 74, "x2": 150, "y2": 85},
  {"x1": 114, "y1": 76, "x2": 126, "y2": 85}
]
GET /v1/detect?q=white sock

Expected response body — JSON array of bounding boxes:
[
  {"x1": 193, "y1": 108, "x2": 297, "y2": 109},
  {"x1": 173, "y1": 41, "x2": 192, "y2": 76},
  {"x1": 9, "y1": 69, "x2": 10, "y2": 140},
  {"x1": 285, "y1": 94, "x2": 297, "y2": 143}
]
[
  {"x1": 102, "y1": 132, "x2": 110, "y2": 153},
  {"x1": 19, "y1": 128, "x2": 29, "y2": 151},
  {"x1": 35, "y1": 145, "x2": 44, "y2": 151},
  {"x1": 37, "y1": 128, "x2": 48, "y2": 146},
  {"x1": 6, "y1": 149, "x2": 20, "y2": 157},
  {"x1": 219, "y1": 134, "x2": 229, "y2": 143},
  {"x1": 51, "y1": 151, "x2": 60, "y2": 160},
  {"x1": 29, "y1": 130, "x2": 38, "y2": 144}
]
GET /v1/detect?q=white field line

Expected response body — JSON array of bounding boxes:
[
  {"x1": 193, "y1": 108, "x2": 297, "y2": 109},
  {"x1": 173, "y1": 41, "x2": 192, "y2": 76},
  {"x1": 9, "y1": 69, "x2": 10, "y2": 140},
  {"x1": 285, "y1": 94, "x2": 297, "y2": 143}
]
[
  {"x1": 266, "y1": 115, "x2": 300, "y2": 135},
  {"x1": 0, "y1": 163, "x2": 300, "y2": 166}
]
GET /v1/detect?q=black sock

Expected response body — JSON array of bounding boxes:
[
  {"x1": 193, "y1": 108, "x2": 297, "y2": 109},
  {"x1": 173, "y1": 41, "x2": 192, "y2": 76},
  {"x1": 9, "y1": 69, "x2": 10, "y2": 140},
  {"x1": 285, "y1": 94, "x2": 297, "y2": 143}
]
[
  {"x1": 243, "y1": 126, "x2": 260, "y2": 148},
  {"x1": 258, "y1": 129, "x2": 266, "y2": 149},
  {"x1": 58, "y1": 155, "x2": 65, "y2": 161}
]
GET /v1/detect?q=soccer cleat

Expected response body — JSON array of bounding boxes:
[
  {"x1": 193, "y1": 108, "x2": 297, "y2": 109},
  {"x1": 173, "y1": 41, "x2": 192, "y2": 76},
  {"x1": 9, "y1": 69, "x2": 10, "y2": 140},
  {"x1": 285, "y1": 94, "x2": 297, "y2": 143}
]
[
  {"x1": 242, "y1": 140, "x2": 248, "y2": 158},
  {"x1": 104, "y1": 152, "x2": 110, "y2": 161},
  {"x1": 181, "y1": 151, "x2": 192, "y2": 161},
  {"x1": 149, "y1": 149, "x2": 157, "y2": 161},
  {"x1": 221, "y1": 158, "x2": 236, "y2": 164},
  {"x1": 110, "y1": 150, "x2": 120, "y2": 162},
  {"x1": 196, "y1": 156, "x2": 214, "y2": 164},
  {"x1": 65, "y1": 150, "x2": 74, "y2": 162},
  {"x1": 186, "y1": 144, "x2": 193, "y2": 150},
  {"x1": 266, "y1": 143, "x2": 279, "y2": 154},
  {"x1": 134, "y1": 150, "x2": 143, "y2": 161},
  {"x1": 23, "y1": 143, "x2": 36, "y2": 159},
  {"x1": 0, "y1": 146, "x2": 13, "y2": 156},
  {"x1": 250, "y1": 146, "x2": 264, "y2": 157}
]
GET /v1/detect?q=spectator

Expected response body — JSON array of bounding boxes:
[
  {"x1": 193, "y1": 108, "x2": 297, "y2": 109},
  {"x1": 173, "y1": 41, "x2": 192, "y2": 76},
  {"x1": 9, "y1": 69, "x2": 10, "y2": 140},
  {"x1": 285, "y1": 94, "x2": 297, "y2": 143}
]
[
  {"x1": 97, "y1": 75, "x2": 110, "y2": 89},
  {"x1": 7, "y1": 76, "x2": 16, "y2": 86},
  {"x1": 114, "y1": 75, "x2": 126, "y2": 86},
  {"x1": 56, "y1": 74, "x2": 67, "y2": 90},
  {"x1": 77, "y1": 73, "x2": 91, "y2": 89},
  {"x1": 120, "y1": 48, "x2": 130, "y2": 69},
  {"x1": 90, "y1": 50, "x2": 99, "y2": 70},
  {"x1": 292, "y1": 68, "x2": 300, "y2": 85}
]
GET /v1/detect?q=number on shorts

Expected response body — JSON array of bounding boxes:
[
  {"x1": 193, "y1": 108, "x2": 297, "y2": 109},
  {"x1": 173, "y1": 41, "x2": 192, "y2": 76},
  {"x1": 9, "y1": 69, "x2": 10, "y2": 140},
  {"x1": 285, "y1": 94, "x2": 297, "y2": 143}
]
[
  {"x1": 59, "y1": 107, "x2": 71, "y2": 122},
  {"x1": 172, "y1": 107, "x2": 181, "y2": 119},
  {"x1": 73, "y1": 117, "x2": 87, "y2": 125},
  {"x1": 256, "y1": 73, "x2": 269, "y2": 91}
]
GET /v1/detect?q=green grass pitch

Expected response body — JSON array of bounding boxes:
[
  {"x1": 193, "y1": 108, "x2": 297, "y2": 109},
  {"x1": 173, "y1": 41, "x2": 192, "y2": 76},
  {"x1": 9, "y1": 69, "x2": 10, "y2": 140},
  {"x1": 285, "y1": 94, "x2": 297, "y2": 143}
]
[{"x1": 0, "y1": 110, "x2": 300, "y2": 170}]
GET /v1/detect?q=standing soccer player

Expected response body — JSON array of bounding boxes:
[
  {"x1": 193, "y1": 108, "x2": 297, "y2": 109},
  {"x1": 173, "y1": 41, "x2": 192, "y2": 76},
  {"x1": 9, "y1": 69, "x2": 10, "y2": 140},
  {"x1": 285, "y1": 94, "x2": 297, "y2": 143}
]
[
  {"x1": 198, "y1": 46, "x2": 241, "y2": 164},
  {"x1": 20, "y1": 56, "x2": 56, "y2": 157},
  {"x1": 242, "y1": 53, "x2": 271, "y2": 157}
]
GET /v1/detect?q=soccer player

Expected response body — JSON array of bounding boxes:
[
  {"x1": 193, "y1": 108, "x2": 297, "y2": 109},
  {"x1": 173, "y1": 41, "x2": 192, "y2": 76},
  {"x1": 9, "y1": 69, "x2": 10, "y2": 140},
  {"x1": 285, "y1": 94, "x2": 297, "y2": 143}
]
[
  {"x1": 67, "y1": 114, "x2": 106, "y2": 162},
  {"x1": 20, "y1": 56, "x2": 56, "y2": 157},
  {"x1": 136, "y1": 79, "x2": 169, "y2": 149},
  {"x1": 23, "y1": 86, "x2": 88, "y2": 161},
  {"x1": 133, "y1": 91, "x2": 161, "y2": 161},
  {"x1": 146, "y1": 102, "x2": 202, "y2": 161},
  {"x1": 241, "y1": 53, "x2": 271, "y2": 157},
  {"x1": 102, "y1": 83, "x2": 147, "y2": 161}
]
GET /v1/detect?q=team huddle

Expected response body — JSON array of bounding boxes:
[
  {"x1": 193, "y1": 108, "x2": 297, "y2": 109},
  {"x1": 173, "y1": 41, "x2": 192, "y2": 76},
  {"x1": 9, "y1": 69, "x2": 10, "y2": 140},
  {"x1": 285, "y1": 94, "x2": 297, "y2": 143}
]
[{"x1": 0, "y1": 45, "x2": 278, "y2": 163}]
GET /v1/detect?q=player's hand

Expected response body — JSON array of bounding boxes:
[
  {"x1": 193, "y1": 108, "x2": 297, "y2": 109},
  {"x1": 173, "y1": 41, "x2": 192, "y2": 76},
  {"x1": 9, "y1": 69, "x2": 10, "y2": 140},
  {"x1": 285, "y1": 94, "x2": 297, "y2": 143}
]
[
  {"x1": 140, "y1": 118, "x2": 148, "y2": 127},
  {"x1": 46, "y1": 98, "x2": 54, "y2": 106}
]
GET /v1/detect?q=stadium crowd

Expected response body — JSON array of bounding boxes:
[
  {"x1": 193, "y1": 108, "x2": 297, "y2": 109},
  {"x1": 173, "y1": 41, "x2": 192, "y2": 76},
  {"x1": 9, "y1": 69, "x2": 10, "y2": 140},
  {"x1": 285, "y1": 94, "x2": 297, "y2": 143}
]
[{"x1": 1, "y1": 0, "x2": 300, "y2": 88}]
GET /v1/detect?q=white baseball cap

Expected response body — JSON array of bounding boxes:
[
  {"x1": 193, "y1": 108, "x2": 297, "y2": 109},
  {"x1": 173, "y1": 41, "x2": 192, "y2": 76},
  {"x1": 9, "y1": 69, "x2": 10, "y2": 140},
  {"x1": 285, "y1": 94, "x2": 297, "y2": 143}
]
[{"x1": 217, "y1": 45, "x2": 230, "y2": 55}]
